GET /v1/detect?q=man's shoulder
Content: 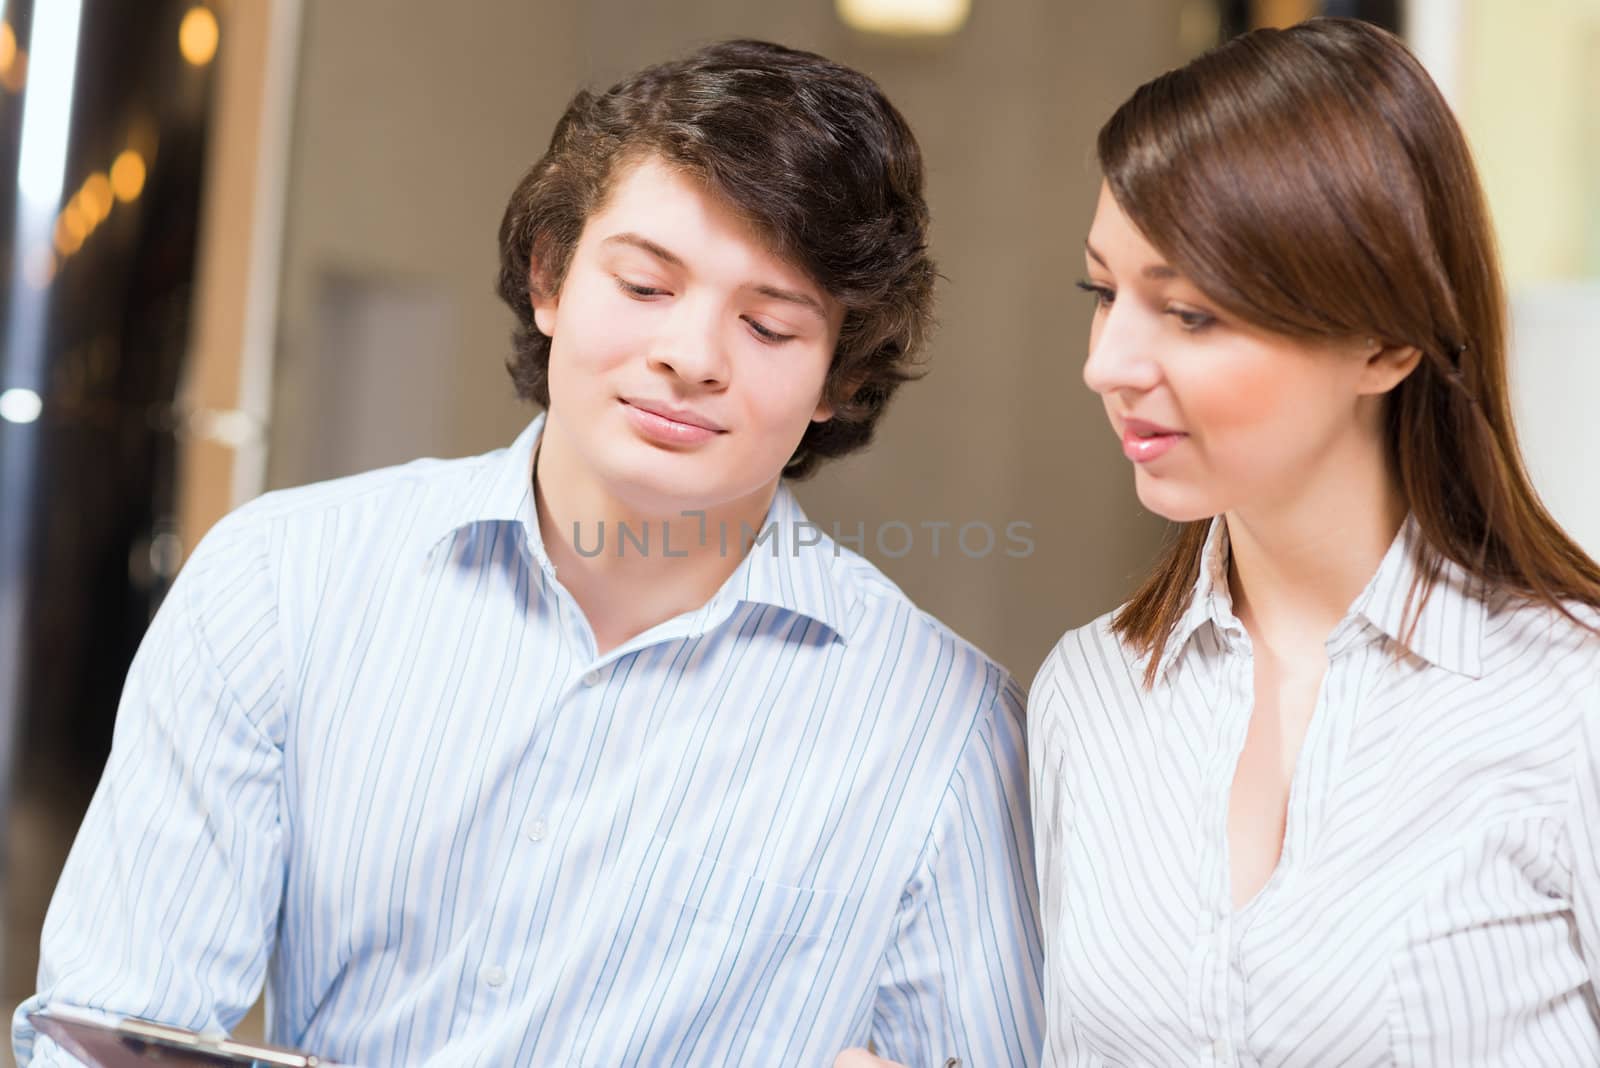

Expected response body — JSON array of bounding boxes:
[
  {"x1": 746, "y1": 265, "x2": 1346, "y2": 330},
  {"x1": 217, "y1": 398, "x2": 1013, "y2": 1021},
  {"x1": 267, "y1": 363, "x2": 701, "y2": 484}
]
[
  {"x1": 820, "y1": 540, "x2": 1021, "y2": 712},
  {"x1": 206, "y1": 449, "x2": 500, "y2": 556},
  {"x1": 172, "y1": 448, "x2": 508, "y2": 620}
]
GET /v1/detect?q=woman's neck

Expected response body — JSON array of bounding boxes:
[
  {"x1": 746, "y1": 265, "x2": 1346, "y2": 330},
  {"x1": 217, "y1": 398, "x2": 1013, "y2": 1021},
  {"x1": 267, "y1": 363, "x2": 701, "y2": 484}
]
[{"x1": 1225, "y1": 441, "x2": 1408, "y2": 659}]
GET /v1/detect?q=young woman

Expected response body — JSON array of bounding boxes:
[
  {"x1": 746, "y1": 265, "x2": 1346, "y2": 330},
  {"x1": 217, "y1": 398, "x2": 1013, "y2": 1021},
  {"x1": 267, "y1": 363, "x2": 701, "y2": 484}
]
[{"x1": 1029, "y1": 17, "x2": 1600, "y2": 1066}]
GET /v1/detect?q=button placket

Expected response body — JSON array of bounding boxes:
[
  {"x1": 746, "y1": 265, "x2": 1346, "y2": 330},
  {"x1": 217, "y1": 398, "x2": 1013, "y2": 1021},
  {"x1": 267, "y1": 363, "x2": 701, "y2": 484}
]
[{"x1": 1204, "y1": 654, "x2": 1253, "y2": 1059}]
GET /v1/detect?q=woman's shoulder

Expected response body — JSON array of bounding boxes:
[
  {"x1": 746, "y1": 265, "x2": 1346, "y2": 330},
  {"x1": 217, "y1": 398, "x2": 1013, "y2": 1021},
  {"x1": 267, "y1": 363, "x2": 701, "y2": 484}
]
[
  {"x1": 1481, "y1": 591, "x2": 1600, "y2": 672},
  {"x1": 1028, "y1": 608, "x2": 1143, "y2": 720}
]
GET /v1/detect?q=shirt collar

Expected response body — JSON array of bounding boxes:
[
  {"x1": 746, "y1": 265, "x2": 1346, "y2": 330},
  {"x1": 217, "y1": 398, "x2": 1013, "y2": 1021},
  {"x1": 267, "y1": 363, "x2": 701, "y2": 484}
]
[
  {"x1": 423, "y1": 413, "x2": 547, "y2": 562},
  {"x1": 1343, "y1": 516, "x2": 1487, "y2": 678},
  {"x1": 1154, "y1": 516, "x2": 1239, "y2": 681},
  {"x1": 424, "y1": 413, "x2": 857, "y2": 643},
  {"x1": 1156, "y1": 514, "x2": 1488, "y2": 680},
  {"x1": 721, "y1": 481, "x2": 858, "y2": 643}
]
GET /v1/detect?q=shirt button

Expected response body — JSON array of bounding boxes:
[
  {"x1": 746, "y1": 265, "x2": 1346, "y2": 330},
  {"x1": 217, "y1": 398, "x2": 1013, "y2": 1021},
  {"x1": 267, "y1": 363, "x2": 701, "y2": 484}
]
[
  {"x1": 481, "y1": 964, "x2": 507, "y2": 988},
  {"x1": 582, "y1": 669, "x2": 601, "y2": 687},
  {"x1": 525, "y1": 817, "x2": 547, "y2": 842},
  {"x1": 1213, "y1": 1039, "x2": 1232, "y2": 1061}
]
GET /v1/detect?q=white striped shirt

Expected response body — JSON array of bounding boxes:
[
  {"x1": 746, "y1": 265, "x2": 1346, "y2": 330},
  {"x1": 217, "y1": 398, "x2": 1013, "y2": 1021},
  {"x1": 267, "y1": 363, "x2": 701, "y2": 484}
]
[
  {"x1": 1029, "y1": 516, "x2": 1600, "y2": 1066},
  {"x1": 14, "y1": 415, "x2": 1044, "y2": 1067}
]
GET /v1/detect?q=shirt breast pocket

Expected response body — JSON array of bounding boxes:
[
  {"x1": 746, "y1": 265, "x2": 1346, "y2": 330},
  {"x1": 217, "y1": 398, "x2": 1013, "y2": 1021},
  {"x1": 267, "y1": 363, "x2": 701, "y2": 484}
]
[
  {"x1": 611, "y1": 836, "x2": 862, "y2": 1064},
  {"x1": 644, "y1": 834, "x2": 855, "y2": 944}
]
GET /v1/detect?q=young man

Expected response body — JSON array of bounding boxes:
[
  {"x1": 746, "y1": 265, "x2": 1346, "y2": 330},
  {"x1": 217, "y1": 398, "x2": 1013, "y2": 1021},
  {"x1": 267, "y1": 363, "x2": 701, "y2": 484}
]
[{"x1": 15, "y1": 41, "x2": 1043, "y2": 1067}]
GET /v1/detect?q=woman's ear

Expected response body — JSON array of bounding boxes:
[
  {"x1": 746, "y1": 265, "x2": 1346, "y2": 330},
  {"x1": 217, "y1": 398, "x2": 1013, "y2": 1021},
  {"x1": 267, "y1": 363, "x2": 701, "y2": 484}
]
[{"x1": 1359, "y1": 339, "x2": 1423, "y2": 396}]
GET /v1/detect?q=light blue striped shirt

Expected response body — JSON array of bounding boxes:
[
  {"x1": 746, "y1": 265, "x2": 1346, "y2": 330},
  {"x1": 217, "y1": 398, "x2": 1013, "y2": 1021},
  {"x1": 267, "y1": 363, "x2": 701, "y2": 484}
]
[{"x1": 14, "y1": 415, "x2": 1044, "y2": 1067}]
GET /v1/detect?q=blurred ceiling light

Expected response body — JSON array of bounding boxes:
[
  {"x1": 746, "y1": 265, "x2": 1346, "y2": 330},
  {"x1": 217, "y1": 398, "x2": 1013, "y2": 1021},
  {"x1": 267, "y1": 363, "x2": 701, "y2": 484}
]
[
  {"x1": 189, "y1": 407, "x2": 261, "y2": 449},
  {"x1": 1, "y1": 22, "x2": 15, "y2": 72},
  {"x1": 178, "y1": 6, "x2": 218, "y2": 67},
  {"x1": 81, "y1": 171, "x2": 113, "y2": 222},
  {"x1": 16, "y1": 0, "x2": 83, "y2": 206},
  {"x1": 0, "y1": 388, "x2": 44, "y2": 424},
  {"x1": 836, "y1": 0, "x2": 970, "y2": 36},
  {"x1": 110, "y1": 149, "x2": 146, "y2": 202},
  {"x1": 53, "y1": 215, "x2": 83, "y2": 256}
]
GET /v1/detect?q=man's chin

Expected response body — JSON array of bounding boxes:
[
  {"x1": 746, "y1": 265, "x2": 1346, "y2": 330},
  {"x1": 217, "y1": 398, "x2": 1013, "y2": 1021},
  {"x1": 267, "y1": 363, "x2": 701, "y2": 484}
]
[{"x1": 596, "y1": 465, "x2": 739, "y2": 521}]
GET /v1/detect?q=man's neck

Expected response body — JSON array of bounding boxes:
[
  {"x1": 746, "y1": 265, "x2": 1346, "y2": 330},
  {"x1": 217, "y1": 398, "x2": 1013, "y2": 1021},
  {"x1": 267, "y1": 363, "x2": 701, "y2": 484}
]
[{"x1": 533, "y1": 437, "x2": 779, "y2": 658}]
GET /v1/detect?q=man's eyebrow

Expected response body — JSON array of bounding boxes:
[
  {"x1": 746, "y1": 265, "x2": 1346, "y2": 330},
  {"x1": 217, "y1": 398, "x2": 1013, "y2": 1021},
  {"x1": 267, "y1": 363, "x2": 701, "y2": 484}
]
[
  {"x1": 752, "y1": 284, "x2": 827, "y2": 321},
  {"x1": 602, "y1": 232, "x2": 685, "y2": 267},
  {"x1": 1084, "y1": 240, "x2": 1178, "y2": 280},
  {"x1": 603, "y1": 232, "x2": 827, "y2": 321}
]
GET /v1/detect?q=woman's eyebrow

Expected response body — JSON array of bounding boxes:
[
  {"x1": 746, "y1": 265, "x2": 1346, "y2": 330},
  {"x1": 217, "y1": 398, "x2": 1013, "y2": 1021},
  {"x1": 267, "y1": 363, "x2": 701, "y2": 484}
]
[{"x1": 1085, "y1": 240, "x2": 1178, "y2": 280}]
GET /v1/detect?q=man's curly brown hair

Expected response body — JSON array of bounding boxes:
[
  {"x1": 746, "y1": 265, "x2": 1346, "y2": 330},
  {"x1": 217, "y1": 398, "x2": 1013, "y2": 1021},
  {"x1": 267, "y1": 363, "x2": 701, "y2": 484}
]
[{"x1": 495, "y1": 39, "x2": 936, "y2": 480}]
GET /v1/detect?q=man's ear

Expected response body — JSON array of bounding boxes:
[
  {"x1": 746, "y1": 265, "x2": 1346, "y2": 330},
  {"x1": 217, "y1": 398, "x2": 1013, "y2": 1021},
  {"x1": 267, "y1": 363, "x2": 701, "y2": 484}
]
[
  {"x1": 1359, "y1": 338, "x2": 1423, "y2": 396},
  {"x1": 528, "y1": 251, "x2": 559, "y2": 338},
  {"x1": 813, "y1": 368, "x2": 866, "y2": 423}
]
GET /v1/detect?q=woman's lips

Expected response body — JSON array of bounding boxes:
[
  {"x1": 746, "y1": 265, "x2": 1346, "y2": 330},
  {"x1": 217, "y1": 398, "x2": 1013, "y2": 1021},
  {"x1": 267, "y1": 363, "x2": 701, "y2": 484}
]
[{"x1": 1119, "y1": 417, "x2": 1187, "y2": 464}]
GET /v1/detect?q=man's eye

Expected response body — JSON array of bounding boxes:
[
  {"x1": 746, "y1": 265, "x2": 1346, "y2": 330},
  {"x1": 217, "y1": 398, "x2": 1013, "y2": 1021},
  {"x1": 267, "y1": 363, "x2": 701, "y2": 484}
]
[
  {"x1": 744, "y1": 318, "x2": 795, "y2": 344},
  {"x1": 615, "y1": 277, "x2": 665, "y2": 298}
]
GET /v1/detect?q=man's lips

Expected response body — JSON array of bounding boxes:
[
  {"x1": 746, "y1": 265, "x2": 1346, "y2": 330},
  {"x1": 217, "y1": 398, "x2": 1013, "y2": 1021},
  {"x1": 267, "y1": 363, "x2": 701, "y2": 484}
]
[
  {"x1": 620, "y1": 398, "x2": 728, "y2": 447},
  {"x1": 622, "y1": 398, "x2": 726, "y2": 433}
]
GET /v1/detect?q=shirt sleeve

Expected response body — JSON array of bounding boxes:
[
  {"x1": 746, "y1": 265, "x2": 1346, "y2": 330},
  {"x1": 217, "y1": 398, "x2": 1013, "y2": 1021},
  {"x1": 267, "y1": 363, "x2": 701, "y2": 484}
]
[
  {"x1": 12, "y1": 510, "x2": 289, "y2": 1067},
  {"x1": 1026, "y1": 642, "x2": 1075, "y2": 1067},
  {"x1": 869, "y1": 675, "x2": 1046, "y2": 1067},
  {"x1": 1567, "y1": 654, "x2": 1600, "y2": 990}
]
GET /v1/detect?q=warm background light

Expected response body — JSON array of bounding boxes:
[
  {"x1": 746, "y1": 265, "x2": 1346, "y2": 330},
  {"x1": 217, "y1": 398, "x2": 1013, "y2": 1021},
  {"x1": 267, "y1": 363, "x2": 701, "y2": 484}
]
[
  {"x1": 53, "y1": 217, "x2": 82, "y2": 257},
  {"x1": 0, "y1": 24, "x2": 25, "y2": 94},
  {"x1": 836, "y1": 0, "x2": 971, "y2": 36},
  {"x1": 67, "y1": 192, "x2": 91, "y2": 232},
  {"x1": 81, "y1": 172, "x2": 113, "y2": 223},
  {"x1": 179, "y1": 6, "x2": 218, "y2": 67},
  {"x1": 110, "y1": 149, "x2": 146, "y2": 202}
]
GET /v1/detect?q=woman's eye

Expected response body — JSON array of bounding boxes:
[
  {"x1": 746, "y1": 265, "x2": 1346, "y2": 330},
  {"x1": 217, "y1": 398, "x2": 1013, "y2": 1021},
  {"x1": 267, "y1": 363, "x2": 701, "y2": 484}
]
[
  {"x1": 1169, "y1": 306, "x2": 1216, "y2": 332},
  {"x1": 1075, "y1": 279, "x2": 1115, "y2": 308}
]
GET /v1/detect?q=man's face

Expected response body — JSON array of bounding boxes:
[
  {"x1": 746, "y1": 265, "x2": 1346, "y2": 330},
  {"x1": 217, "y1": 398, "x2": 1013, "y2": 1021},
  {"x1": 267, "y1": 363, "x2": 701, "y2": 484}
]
[{"x1": 532, "y1": 154, "x2": 844, "y2": 520}]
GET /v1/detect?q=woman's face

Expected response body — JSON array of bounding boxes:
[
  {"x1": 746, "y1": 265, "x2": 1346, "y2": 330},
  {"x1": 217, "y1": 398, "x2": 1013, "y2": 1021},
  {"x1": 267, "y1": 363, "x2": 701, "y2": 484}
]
[{"x1": 1080, "y1": 182, "x2": 1405, "y2": 524}]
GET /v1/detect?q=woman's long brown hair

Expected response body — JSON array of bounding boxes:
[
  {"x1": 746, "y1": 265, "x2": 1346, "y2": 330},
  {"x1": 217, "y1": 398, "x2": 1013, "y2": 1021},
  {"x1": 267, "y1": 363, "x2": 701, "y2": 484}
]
[{"x1": 1098, "y1": 17, "x2": 1600, "y2": 686}]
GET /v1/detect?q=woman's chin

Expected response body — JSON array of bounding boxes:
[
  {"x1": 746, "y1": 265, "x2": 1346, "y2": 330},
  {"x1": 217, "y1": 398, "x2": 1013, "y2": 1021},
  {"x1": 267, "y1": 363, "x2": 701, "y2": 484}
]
[{"x1": 1133, "y1": 476, "x2": 1215, "y2": 525}]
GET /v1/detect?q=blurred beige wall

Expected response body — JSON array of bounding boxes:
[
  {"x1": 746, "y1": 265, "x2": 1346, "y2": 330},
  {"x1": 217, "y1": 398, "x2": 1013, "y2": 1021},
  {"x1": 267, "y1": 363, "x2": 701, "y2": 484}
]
[
  {"x1": 1462, "y1": 0, "x2": 1600, "y2": 282},
  {"x1": 267, "y1": 0, "x2": 1191, "y2": 681}
]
